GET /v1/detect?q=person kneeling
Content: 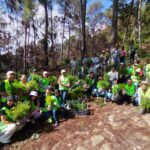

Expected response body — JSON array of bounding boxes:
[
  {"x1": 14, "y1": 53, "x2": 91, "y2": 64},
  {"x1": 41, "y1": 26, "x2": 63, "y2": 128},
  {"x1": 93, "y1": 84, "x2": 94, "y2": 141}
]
[{"x1": 0, "y1": 96, "x2": 23, "y2": 144}]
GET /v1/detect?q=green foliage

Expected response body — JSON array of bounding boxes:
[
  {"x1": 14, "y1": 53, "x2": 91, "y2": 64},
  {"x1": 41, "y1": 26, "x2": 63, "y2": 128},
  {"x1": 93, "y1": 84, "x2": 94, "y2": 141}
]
[
  {"x1": 26, "y1": 80, "x2": 39, "y2": 91},
  {"x1": 103, "y1": 73, "x2": 109, "y2": 81},
  {"x1": 140, "y1": 98, "x2": 150, "y2": 110},
  {"x1": 70, "y1": 101, "x2": 87, "y2": 110},
  {"x1": 10, "y1": 101, "x2": 31, "y2": 121},
  {"x1": 64, "y1": 58, "x2": 70, "y2": 65},
  {"x1": 11, "y1": 81, "x2": 28, "y2": 101},
  {"x1": 98, "y1": 80, "x2": 110, "y2": 89},
  {"x1": 68, "y1": 86, "x2": 84, "y2": 100},
  {"x1": 67, "y1": 74, "x2": 78, "y2": 84},
  {"x1": 95, "y1": 98, "x2": 106, "y2": 107},
  {"x1": 49, "y1": 76, "x2": 57, "y2": 85}
]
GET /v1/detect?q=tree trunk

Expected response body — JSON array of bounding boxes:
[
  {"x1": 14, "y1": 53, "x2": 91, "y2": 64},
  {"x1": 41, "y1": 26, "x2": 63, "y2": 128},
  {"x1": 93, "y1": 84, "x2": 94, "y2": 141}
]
[
  {"x1": 112, "y1": 0, "x2": 118, "y2": 46},
  {"x1": 24, "y1": 25, "x2": 27, "y2": 74},
  {"x1": 80, "y1": 0, "x2": 87, "y2": 58},
  {"x1": 123, "y1": 0, "x2": 134, "y2": 43},
  {"x1": 49, "y1": 2, "x2": 55, "y2": 68},
  {"x1": 61, "y1": 1, "x2": 67, "y2": 62},
  {"x1": 44, "y1": 1, "x2": 49, "y2": 67},
  {"x1": 68, "y1": 24, "x2": 71, "y2": 59},
  {"x1": 138, "y1": 0, "x2": 141, "y2": 47}
]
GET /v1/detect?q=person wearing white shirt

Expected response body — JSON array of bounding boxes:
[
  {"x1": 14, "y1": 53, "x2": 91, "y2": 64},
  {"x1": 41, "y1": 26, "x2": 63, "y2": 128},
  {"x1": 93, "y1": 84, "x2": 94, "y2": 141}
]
[{"x1": 108, "y1": 67, "x2": 118, "y2": 83}]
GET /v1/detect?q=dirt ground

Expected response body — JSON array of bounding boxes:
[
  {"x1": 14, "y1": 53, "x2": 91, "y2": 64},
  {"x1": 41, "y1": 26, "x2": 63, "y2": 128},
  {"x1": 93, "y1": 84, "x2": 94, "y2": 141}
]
[{"x1": 1, "y1": 102, "x2": 150, "y2": 150}]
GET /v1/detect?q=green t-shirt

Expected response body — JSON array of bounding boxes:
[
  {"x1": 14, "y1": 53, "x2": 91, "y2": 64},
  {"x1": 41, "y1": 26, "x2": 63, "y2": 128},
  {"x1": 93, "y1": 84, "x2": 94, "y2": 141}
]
[{"x1": 125, "y1": 83, "x2": 135, "y2": 96}]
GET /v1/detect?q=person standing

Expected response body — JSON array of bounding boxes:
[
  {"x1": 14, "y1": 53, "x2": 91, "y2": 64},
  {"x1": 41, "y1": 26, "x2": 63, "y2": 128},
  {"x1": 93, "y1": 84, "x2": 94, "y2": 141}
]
[
  {"x1": 120, "y1": 46, "x2": 126, "y2": 63},
  {"x1": 70, "y1": 56, "x2": 78, "y2": 76},
  {"x1": 58, "y1": 70, "x2": 70, "y2": 105},
  {"x1": 0, "y1": 71, "x2": 16, "y2": 102}
]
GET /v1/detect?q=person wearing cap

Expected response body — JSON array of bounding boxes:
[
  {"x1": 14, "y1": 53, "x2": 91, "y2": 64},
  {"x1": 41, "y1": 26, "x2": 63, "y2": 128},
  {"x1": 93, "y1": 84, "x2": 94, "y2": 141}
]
[
  {"x1": 58, "y1": 70, "x2": 70, "y2": 105},
  {"x1": 0, "y1": 96, "x2": 18, "y2": 143},
  {"x1": 41, "y1": 86, "x2": 60, "y2": 126},
  {"x1": 70, "y1": 56, "x2": 78, "y2": 76},
  {"x1": 28, "y1": 69, "x2": 40, "y2": 82},
  {"x1": 29, "y1": 91, "x2": 41, "y2": 121},
  {"x1": 0, "y1": 71, "x2": 16, "y2": 99},
  {"x1": 134, "y1": 81, "x2": 150, "y2": 108},
  {"x1": 39, "y1": 71, "x2": 50, "y2": 94}
]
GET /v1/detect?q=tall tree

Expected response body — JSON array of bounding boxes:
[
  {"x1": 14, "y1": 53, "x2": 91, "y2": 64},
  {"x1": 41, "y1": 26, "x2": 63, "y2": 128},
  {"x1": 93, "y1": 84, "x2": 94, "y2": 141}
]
[
  {"x1": 39, "y1": 0, "x2": 50, "y2": 67},
  {"x1": 123, "y1": 0, "x2": 134, "y2": 43},
  {"x1": 80, "y1": 0, "x2": 87, "y2": 58},
  {"x1": 112, "y1": 0, "x2": 118, "y2": 46}
]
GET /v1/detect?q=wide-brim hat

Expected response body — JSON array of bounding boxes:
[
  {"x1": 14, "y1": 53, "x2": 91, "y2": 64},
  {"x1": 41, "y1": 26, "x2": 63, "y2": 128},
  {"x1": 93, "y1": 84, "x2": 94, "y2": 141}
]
[{"x1": 140, "y1": 81, "x2": 149, "y2": 86}]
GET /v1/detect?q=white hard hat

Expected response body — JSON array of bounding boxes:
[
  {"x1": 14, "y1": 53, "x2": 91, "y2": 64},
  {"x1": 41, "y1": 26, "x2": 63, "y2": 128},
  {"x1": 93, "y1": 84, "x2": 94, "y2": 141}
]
[
  {"x1": 6, "y1": 71, "x2": 15, "y2": 76},
  {"x1": 30, "y1": 91, "x2": 38, "y2": 97},
  {"x1": 43, "y1": 71, "x2": 48, "y2": 76},
  {"x1": 61, "y1": 69, "x2": 66, "y2": 74}
]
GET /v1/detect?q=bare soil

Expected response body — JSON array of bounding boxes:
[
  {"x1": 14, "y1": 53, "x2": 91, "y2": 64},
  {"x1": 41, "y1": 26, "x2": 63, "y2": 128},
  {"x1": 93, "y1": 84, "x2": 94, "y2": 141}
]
[{"x1": 2, "y1": 102, "x2": 150, "y2": 150}]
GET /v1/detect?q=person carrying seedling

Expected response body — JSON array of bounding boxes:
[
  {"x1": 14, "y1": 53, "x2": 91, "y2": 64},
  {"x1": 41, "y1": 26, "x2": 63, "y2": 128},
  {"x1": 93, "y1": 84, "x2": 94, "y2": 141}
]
[
  {"x1": 84, "y1": 71, "x2": 97, "y2": 98},
  {"x1": 58, "y1": 70, "x2": 70, "y2": 105},
  {"x1": 111, "y1": 79, "x2": 123, "y2": 104},
  {"x1": 0, "y1": 96, "x2": 23, "y2": 144},
  {"x1": 39, "y1": 71, "x2": 50, "y2": 94},
  {"x1": 29, "y1": 91, "x2": 41, "y2": 122},
  {"x1": 93, "y1": 77, "x2": 105, "y2": 98},
  {"x1": 42, "y1": 86, "x2": 60, "y2": 127},
  {"x1": 54, "y1": 89, "x2": 68, "y2": 120},
  {"x1": 0, "y1": 71, "x2": 16, "y2": 103},
  {"x1": 28, "y1": 69, "x2": 41, "y2": 83},
  {"x1": 133, "y1": 81, "x2": 150, "y2": 114}
]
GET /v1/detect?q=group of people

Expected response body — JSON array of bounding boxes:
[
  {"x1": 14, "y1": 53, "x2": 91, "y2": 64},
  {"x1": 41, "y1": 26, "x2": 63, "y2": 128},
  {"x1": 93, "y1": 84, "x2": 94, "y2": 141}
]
[{"x1": 0, "y1": 46, "x2": 149, "y2": 144}]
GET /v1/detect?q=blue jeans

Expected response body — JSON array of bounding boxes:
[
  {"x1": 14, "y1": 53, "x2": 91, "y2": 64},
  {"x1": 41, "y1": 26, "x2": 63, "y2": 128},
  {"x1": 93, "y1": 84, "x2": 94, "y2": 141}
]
[
  {"x1": 43, "y1": 110, "x2": 58, "y2": 123},
  {"x1": 60, "y1": 90, "x2": 68, "y2": 104}
]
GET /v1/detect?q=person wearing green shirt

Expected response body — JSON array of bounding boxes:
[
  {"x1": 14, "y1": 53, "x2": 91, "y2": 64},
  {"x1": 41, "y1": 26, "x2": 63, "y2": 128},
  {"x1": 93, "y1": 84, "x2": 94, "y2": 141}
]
[
  {"x1": 42, "y1": 86, "x2": 60, "y2": 127},
  {"x1": 125, "y1": 63, "x2": 134, "y2": 78},
  {"x1": 134, "y1": 81, "x2": 150, "y2": 114},
  {"x1": 94, "y1": 77, "x2": 105, "y2": 97},
  {"x1": 0, "y1": 71, "x2": 16, "y2": 103},
  {"x1": 58, "y1": 69, "x2": 70, "y2": 105},
  {"x1": 39, "y1": 71, "x2": 50, "y2": 94},
  {"x1": 29, "y1": 91, "x2": 41, "y2": 121},
  {"x1": 0, "y1": 96, "x2": 20, "y2": 144},
  {"x1": 123, "y1": 79, "x2": 135, "y2": 104},
  {"x1": 85, "y1": 71, "x2": 96, "y2": 97}
]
